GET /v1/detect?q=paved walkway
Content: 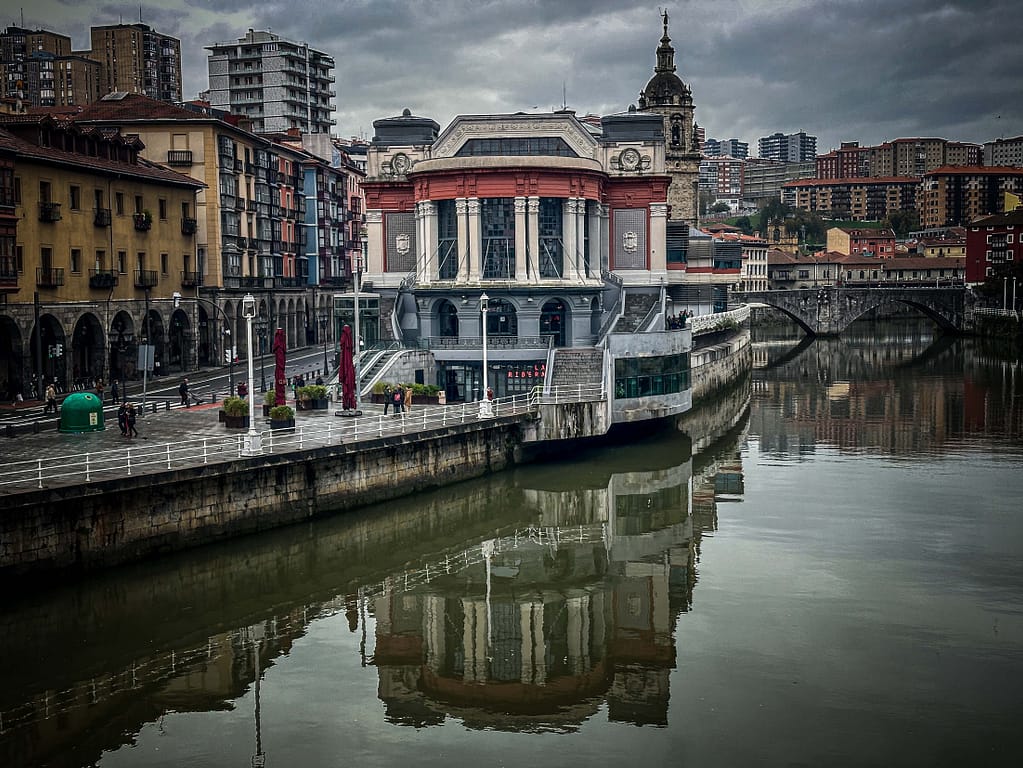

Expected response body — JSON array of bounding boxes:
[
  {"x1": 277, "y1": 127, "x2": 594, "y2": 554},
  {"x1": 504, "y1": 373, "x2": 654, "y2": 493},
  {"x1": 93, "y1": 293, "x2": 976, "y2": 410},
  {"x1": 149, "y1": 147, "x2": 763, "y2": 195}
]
[{"x1": 0, "y1": 398, "x2": 388, "y2": 462}]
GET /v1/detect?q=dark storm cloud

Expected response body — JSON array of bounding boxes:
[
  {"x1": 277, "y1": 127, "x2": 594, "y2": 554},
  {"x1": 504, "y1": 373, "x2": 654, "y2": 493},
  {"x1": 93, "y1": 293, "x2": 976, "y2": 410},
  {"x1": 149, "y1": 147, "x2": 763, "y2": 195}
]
[{"x1": 24, "y1": 0, "x2": 1023, "y2": 150}]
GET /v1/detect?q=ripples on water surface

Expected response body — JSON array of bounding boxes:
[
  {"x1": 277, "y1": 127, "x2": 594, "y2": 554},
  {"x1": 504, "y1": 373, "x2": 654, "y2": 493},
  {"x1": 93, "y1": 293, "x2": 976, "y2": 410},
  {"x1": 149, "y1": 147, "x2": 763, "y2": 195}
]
[{"x1": 2, "y1": 323, "x2": 1021, "y2": 767}]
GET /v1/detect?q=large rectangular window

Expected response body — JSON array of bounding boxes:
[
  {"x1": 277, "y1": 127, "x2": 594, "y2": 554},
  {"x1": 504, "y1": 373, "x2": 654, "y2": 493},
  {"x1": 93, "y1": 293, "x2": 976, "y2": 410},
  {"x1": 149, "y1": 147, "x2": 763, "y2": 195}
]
[
  {"x1": 538, "y1": 198, "x2": 563, "y2": 278},
  {"x1": 437, "y1": 199, "x2": 458, "y2": 279},
  {"x1": 481, "y1": 198, "x2": 515, "y2": 279},
  {"x1": 614, "y1": 353, "x2": 690, "y2": 399}
]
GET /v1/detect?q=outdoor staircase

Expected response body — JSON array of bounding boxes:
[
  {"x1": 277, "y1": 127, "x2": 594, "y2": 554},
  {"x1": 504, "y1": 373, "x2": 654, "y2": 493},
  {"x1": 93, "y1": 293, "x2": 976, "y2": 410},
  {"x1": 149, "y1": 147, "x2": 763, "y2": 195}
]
[
  {"x1": 359, "y1": 348, "x2": 400, "y2": 396},
  {"x1": 549, "y1": 348, "x2": 604, "y2": 389},
  {"x1": 613, "y1": 292, "x2": 658, "y2": 333}
]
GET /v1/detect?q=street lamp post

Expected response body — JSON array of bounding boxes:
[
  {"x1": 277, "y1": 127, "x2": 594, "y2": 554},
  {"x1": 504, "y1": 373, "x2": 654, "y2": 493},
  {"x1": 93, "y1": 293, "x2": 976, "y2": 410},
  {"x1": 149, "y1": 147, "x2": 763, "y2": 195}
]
[
  {"x1": 224, "y1": 327, "x2": 234, "y2": 392},
  {"x1": 318, "y1": 309, "x2": 329, "y2": 379},
  {"x1": 356, "y1": 230, "x2": 366, "y2": 412},
  {"x1": 256, "y1": 315, "x2": 268, "y2": 392},
  {"x1": 479, "y1": 292, "x2": 492, "y2": 418},
  {"x1": 242, "y1": 293, "x2": 260, "y2": 454}
]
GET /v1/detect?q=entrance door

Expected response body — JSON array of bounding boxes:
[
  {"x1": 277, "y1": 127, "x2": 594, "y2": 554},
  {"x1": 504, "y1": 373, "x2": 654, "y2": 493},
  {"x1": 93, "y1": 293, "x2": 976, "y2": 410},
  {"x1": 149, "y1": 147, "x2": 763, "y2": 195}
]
[{"x1": 540, "y1": 299, "x2": 567, "y2": 346}]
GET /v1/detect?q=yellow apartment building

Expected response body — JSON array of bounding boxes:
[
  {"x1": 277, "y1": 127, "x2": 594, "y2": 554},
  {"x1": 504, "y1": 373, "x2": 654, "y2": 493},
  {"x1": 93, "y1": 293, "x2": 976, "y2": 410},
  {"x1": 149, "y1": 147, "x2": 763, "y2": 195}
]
[{"x1": 0, "y1": 114, "x2": 202, "y2": 398}]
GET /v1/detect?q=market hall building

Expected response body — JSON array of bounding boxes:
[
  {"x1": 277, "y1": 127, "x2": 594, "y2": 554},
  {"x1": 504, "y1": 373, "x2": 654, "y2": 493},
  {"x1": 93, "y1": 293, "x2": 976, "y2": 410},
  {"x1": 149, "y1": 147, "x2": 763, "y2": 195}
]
[{"x1": 348, "y1": 105, "x2": 691, "y2": 420}]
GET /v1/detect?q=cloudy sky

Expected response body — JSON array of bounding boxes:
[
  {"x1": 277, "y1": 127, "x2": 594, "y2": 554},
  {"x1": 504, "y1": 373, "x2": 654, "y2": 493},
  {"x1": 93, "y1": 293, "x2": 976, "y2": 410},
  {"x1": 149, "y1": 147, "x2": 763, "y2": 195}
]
[{"x1": 11, "y1": 0, "x2": 1022, "y2": 153}]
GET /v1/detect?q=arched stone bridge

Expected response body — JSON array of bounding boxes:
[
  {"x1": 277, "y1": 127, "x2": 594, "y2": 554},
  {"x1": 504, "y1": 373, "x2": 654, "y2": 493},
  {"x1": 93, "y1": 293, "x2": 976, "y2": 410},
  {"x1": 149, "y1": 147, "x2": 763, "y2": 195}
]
[{"x1": 738, "y1": 287, "x2": 966, "y2": 336}]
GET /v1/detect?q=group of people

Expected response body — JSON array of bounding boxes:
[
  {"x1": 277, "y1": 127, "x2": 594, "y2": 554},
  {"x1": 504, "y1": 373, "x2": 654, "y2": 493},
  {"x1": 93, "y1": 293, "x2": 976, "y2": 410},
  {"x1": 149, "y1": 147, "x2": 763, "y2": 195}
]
[
  {"x1": 667, "y1": 310, "x2": 692, "y2": 330},
  {"x1": 382, "y1": 385, "x2": 414, "y2": 416},
  {"x1": 116, "y1": 401, "x2": 138, "y2": 438}
]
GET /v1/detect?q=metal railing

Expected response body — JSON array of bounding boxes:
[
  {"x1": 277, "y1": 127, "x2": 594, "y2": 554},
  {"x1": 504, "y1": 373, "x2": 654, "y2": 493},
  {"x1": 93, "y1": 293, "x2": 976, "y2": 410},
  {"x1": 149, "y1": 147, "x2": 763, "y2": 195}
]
[{"x1": 0, "y1": 385, "x2": 605, "y2": 491}]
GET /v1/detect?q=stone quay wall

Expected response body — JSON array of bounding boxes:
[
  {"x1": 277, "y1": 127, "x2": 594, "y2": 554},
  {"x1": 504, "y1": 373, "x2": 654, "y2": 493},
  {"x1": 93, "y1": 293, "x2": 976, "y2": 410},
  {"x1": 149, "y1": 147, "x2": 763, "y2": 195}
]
[
  {"x1": 690, "y1": 328, "x2": 752, "y2": 404},
  {"x1": 1, "y1": 418, "x2": 524, "y2": 581}
]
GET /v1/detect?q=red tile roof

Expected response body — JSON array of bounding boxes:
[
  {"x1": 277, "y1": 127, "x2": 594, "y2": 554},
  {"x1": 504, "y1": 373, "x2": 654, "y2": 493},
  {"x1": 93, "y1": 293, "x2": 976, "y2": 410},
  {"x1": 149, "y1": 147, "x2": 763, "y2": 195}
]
[
  {"x1": 0, "y1": 124, "x2": 204, "y2": 189},
  {"x1": 73, "y1": 93, "x2": 216, "y2": 122}
]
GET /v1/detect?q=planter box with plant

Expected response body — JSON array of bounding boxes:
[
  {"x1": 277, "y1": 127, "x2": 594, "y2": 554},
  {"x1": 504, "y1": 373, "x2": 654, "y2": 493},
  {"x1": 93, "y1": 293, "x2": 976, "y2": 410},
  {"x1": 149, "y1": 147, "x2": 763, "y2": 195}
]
[
  {"x1": 269, "y1": 404, "x2": 295, "y2": 430},
  {"x1": 262, "y1": 389, "x2": 277, "y2": 417},
  {"x1": 221, "y1": 395, "x2": 249, "y2": 429},
  {"x1": 297, "y1": 384, "x2": 328, "y2": 410}
]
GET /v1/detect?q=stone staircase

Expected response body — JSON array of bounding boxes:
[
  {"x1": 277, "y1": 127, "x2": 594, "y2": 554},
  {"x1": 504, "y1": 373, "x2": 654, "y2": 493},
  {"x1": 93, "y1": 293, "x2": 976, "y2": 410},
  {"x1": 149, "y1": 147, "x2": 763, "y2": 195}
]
[
  {"x1": 613, "y1": 291, "x2": 658, "y2": 333},
  {"x1": 549, "y1": 348, "x2": 604, "y2": 389}
]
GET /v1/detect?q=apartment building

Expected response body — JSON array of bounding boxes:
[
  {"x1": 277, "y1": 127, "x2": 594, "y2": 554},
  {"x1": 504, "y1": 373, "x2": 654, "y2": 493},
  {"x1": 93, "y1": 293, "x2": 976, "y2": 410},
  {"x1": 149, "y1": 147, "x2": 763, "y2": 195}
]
[
  {"x1": 816, "y1": 141, "x2": 869, "y2": 180},
  {"x1": 0, "y1": 113, "x2": 202, "y2": 392},
  {"x1": 0, "y1": 26, "x2": 100, "y2": 107},
  {"x1": 72, "y1": 92, "x2": 317, "y2": 362},
  {"x1": 206, "y1": 29, "x2": 336, "y2": 135},
  {"x1": 758, "y1": 131, "x2": 817, "y2": 162},
  {"x1": 703, "y1": 138, "x2": 748, "y2": 159},
  {"x1": 964, "y1": 208, "x2": 1023, "y2": 284},
  {"x1": 826, "y1": 227, "x2": 897, "y2": 258},
  {"x1": 867, "y1": 138, "x2": 981, "y2": 178},
  {"x1": 699, "y1": 156, "x2": 745, "y2": 198},
  {"x1": 983, "y1": 136, "x2": 1023, "y2": 167},
  {"x1": 918, "y1": 166, "x2": 1023, "y2": 228},
  {"x1": 743, "y1": 159, "x2": 815, "y2": 202},
  {"x1": 89, "y1": 23, "x2": 182, "y2": 103},
  {"x1": 783, "y1": 177, "x2": 918, "y2": 220}
]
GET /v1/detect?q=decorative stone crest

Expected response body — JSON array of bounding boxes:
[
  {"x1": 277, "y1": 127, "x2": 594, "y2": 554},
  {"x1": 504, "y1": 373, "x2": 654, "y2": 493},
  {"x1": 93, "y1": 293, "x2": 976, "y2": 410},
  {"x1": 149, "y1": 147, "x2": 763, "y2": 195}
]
[
  {"x1": 623, "y1": 231, "x2": 639, "y2": 253},
  {"x1": 395, "y1": 233, "x2": 411, "y2": 255},
  {"x1": 391, "y1": 152, "x2": 411, "y2": 175}
]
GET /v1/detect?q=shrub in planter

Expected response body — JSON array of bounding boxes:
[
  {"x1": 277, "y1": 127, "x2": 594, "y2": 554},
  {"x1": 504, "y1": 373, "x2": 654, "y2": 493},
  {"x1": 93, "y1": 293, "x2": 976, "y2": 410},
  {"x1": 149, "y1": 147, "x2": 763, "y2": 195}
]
[
  {"x1": 269, "y1": 404, "x2": 295, "y2": 429},
  {"x1": 263, "y1": 389, "x2": 277, "y2": 416},
  {"x1": 297, "y1": 384, "x2": 328, "y2": 409},
  {"x1": 221, "y1": 395, "x2": 249, "y2": 428}
]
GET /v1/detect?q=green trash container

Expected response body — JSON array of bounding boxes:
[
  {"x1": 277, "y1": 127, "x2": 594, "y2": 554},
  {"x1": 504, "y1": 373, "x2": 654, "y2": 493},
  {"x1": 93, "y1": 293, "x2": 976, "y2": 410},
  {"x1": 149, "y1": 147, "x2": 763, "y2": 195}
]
[{"x1": 58, "y1": 391, "x2": 106, "y2": 433}]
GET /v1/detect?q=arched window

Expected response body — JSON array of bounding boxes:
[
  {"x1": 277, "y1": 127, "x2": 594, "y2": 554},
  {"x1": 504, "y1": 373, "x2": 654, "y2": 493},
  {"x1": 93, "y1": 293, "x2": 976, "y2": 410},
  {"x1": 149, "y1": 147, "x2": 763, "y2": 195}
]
[
  {"x1": 540, "y1": 299, "x2": 567, "y2": 347},
  {"x1": 483, "y1": 298, "x2": 517, "y2": 337},
  {"x1": 437, "y1": 300, "x2": 458, "y2": 338}
]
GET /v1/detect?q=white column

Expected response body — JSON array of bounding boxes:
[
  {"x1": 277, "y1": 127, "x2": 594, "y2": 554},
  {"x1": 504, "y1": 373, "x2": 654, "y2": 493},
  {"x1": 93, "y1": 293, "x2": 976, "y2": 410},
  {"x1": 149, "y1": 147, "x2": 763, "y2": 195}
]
[
  {"x1": 514, "y1": 196, "x2": 528, "y2": 282},
  {"x1": 420, "y1": 200, "x2": 436, "y2": 286},
  {"x1": 576, "y1": 198, "x2": 588, "y2": 281},
  {"x1": 649, "y1": 202, "x2": 669, "y2": 280},
  {"x1": 365, "y1": 210, "x2": 384, "y2": 278},
  {"x1": 527, "y1": 196, "x2": 540, "y2": 283},
  {"x1": 455, "y1": 198, "x2": 469, "y2": 284},
  {"x1": 588, "y1": 201, "x2": 602, "y2": 278},
  {"x1": 563, "y1": 198, "x2": 577, "y2": 281},
  {"x1": 519, "y1": 601, "x2": 534, "y2": 684},
  {"x1": 599, "y1": 203, "x2": 610, "y2": 273},
  {"x1": 467, "y1": 198, "x2": 481, "y2": 282}
]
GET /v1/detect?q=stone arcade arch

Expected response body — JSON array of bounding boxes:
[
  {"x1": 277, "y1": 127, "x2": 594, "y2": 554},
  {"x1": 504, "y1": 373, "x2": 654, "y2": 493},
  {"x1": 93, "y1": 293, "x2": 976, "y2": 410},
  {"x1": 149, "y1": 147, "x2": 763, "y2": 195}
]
[
  {"x1": 540, "y1": 298, "x2": 569, "y2": 346},
  {"x1": 70, "y1": 312, "x2": 104, "y2": 388},
  {"x1": 0, "y1": 316, "x2": 24, "y2": 400},
  {"x1": 29, "y1": 314, "x2": 67, "y2": 393}
]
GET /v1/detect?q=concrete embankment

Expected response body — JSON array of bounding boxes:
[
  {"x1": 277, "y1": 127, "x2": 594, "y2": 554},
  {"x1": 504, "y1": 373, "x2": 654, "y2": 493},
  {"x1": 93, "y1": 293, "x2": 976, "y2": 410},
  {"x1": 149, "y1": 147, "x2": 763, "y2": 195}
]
[{"x1": 1, "y1": 418, "x2": 524, "y2": 581}]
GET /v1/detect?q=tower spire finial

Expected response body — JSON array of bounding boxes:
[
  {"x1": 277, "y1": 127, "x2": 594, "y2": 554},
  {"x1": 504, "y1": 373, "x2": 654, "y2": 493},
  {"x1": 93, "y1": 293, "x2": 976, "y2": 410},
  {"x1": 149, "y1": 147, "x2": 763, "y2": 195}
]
[{"x1": 663, "y1": 9, "x2": 669, "y2": 37}]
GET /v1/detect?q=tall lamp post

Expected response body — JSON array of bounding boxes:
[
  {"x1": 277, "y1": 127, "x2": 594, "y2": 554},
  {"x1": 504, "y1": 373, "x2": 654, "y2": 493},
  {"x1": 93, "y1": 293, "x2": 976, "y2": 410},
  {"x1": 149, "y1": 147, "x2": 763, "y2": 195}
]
[
  {"x1": 242, "y1": 293, "x2": 260, "y2": 454},
  {"x1": 224, "y1": 327, "x2": 234, "y2": 392},
  {"x1": 479, "y1": 292, "x2": 492, "y2": 418},
  {"x1": 356, "y1": 230, "x2": 366, "y2": 412},
  {"x1": 256, "y1": 314, "x2": 268, "y2": 392},
  {"x1": 317, "y1": 308, "x2": 329, "y2": 379}
]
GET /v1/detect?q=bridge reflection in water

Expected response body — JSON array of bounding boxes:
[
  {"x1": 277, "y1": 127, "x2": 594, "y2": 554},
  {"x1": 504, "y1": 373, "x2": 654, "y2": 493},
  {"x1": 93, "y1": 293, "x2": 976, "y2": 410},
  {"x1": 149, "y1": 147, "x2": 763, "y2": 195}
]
[{"x1": 0, "y1": 388, "x2": 750, "y2": 764}]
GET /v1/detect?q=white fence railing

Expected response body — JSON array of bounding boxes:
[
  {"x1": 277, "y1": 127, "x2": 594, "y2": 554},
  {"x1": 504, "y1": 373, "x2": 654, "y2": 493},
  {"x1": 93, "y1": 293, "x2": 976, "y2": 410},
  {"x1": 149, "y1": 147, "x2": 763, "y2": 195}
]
[
  {"x1": 0, "y1": 385, "x2": 606, "y2": 492},
  {"x1": 690, "y1": 305, "x2": 751, "y2": 336}
]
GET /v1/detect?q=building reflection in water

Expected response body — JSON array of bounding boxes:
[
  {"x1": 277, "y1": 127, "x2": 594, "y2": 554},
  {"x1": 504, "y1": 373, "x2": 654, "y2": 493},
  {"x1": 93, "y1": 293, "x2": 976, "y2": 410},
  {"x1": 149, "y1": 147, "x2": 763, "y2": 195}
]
[
  {"x1": 0, "y1": 390, "x2": 750, "y2": 762},
  {"x1": 752, "y1": 328, "x2": 1022, "y2": 456}
]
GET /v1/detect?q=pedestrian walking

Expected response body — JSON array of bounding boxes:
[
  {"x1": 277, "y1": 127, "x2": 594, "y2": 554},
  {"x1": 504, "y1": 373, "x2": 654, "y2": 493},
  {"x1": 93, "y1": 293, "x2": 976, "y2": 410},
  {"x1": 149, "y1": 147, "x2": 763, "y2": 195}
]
[
  {"x1": 179, "y1": 377, "x2": 189, "y2": 406},
  {"x1": 126, "y1": 403, "x2": 138, "y2": 438},
  {"x1": 95, "y1": 378, "x2": 105, "y2": 401},
  {"x1": 392, "y1": 386, "x2": 403, "y2": 415},
  {"x1": 404, "y1": 386, "x2": 413, "y2": 414},
  {"x1": 111, "y1": 380, "x2": 119, "y2": 404},
  {"x1": 44, "y1": 382, "x2": 57, "y2": 414},
  {"x1": 383, "y1": 385, "x2": 391, "y2": 415},
  {"x1": 117, "y1": 402, "x2": 128, "y2": 436}
]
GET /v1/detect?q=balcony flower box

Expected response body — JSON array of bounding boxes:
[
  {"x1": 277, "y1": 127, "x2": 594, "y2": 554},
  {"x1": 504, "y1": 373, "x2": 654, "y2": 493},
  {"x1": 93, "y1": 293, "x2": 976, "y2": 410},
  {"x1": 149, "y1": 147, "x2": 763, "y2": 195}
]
[{"x1": 133, "y1": 211, "x2": 153, "y2": 231}]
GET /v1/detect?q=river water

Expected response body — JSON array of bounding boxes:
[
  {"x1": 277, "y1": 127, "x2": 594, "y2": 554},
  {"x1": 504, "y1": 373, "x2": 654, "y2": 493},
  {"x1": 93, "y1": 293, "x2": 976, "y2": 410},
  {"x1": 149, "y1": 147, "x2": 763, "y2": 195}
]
[{"x1": 2, "y1": 322, "x2": 1022, "y2": 767}]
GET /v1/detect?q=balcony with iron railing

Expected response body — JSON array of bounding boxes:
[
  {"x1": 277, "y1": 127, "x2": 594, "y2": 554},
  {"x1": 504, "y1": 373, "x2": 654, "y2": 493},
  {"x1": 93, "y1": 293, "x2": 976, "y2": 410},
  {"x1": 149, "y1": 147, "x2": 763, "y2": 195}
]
[
  {"x1": 181, "y1": 217, "x2": 197, "y2": 235},
  {"x1": 134, "y1": 269, "x2": 158, "y2": 289},
  {"x1": 181, "y1": 270, "x2": 202, "y2": 288},
  {"x1": 38, "y1": 201, "x2": 61, "y2": 222},
  {"x1": 36, "y1": 267, "x2": 64, "y2": 287},
  {"x1": 133, "y1": 212, "x2": 152, "y2": 231},
  {"x1": 93, "y1": 207, "x2": 111, "y2": 227},
  {"x1": 166, "y1": 150, "x2": 193, "y2": 167},
  {"x1": 1, "y1": 260, "x2": 19, "y2": 292},
  {"x1": 88, "y1": 270, "x2": 118, "y2": 290}
]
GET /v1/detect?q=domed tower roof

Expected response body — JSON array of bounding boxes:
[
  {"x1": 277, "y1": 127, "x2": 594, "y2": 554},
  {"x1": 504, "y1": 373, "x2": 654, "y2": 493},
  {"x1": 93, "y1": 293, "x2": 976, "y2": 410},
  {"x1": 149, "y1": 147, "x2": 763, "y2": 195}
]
[{"x1": 638, "y1": 11, "x2": 690, "y2": 109}]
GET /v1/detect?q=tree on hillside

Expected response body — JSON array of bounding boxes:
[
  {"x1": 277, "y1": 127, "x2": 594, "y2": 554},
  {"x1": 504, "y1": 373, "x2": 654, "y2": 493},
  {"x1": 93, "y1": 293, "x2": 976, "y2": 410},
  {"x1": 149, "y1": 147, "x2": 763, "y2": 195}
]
[
  {"x1": 759, "y1": 197, "x2": 791, "y2": 227},
  {"x1": 785, "y1": 208, "x2": 826, "y2": 244},
  {"x1": 710, "y1": 201, "x2": 731, "y2": 214},
  {"x1": 735, "y1": 215, "x2": 753, "y2": 235},
  {"x1": 883, "y1": 208, "x2": 921, "y2": 238}
]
